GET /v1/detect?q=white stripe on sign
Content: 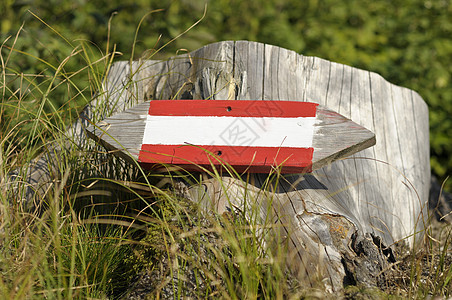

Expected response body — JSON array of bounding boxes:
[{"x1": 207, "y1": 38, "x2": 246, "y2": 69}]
[{"x1": 142, "y1": 115, "x2": 316, "y2": 148}]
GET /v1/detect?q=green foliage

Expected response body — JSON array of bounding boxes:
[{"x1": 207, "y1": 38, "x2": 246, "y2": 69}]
[
  {"x1": 1, "y1": 3, "x2": 452, "y2": 293},
  {"x1": 0, "y1": 193, "x2": 134, "y2": 298},
  {"x1": 1, "y1": 0, "x2": 450, "y2": 190}
]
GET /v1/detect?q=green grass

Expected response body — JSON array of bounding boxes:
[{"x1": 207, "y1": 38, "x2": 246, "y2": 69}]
[
  {"x1": 0, "y1": 17, "x2": 301, "y2": 299},
  {"x1": 1, "y1": 14, "x2": 452, "y2": 300}
]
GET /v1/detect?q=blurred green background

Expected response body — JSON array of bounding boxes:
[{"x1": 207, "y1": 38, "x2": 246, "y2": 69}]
[{"x1": 1, "y1": 0, "x2": 451, "y2": 191}]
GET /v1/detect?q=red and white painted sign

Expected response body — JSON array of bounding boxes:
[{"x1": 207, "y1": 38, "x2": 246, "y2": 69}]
[
  {"x1": 86, "y1": 99, "x2": 375, "y2": 174},
  {"x1": 138, "y1": 100, "x2": 319, "y2": 173}
]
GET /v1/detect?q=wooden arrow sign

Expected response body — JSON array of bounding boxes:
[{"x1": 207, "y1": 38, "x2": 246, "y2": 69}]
[{"x1": 85, "y1": 100, "x2": 375, "y2": 173}]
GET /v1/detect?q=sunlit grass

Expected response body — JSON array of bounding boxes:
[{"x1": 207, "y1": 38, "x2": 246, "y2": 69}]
[
  {"x1": 1, "y1": 11, "x2": 452, "y2": 300},
  {"x1": 0, "y1": 13, "x2": 297, "y2": 299}
]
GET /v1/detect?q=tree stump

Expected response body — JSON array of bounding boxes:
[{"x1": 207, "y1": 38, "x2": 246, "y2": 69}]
[{"x1": 13, "y1": 41, "x2": 430, "y2": 291}]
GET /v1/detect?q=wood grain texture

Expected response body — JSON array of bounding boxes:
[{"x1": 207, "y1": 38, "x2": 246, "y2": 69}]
[
  {"x1": 233, "y1": 41, "x2": 428, "y2": 244},
  {"x1": 12, "y1": 40, "x2": 429, "y2": 291},
  {"x1": 85, "y1": 101, "x2": 150, "y2": 162},
  {"x1": 87, "y1": 41, "x2": 428, "y2": 290}
]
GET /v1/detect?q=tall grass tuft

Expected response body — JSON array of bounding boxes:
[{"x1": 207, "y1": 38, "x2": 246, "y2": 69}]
[
  {"x1": 0, "y1": 12, "x2": 300, "y2": 299},
  {"x1": 0, "y1": 15, "x2": 139, "y2": 298}
]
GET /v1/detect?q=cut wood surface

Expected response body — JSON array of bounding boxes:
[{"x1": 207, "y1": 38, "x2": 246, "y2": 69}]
[
  {"x1": 13, "y1": 41, "x2": 430, "y2": 290},
  {"x1": 86, "y1": 100, "x2": 375, "y2": 174},
  {"x1": 92, "y1": 41, "x2": 429, "y2": 243},
  {"x1": 84, "y1": 41, "x2": 429, "y2": 289}
]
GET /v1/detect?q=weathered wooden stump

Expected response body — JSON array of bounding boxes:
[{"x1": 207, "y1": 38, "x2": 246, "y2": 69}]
[{"x1": 12, "y1": 41, "x2": 430, "y2": 291}]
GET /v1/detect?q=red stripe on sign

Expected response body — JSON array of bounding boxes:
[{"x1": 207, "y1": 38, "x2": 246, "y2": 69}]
[
  {"x1": 138, "y1": 144, "x2": 314, "y2": 173},
  {"x1": 148, "y1": 100, "x2": 318, "y2": 118}
]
